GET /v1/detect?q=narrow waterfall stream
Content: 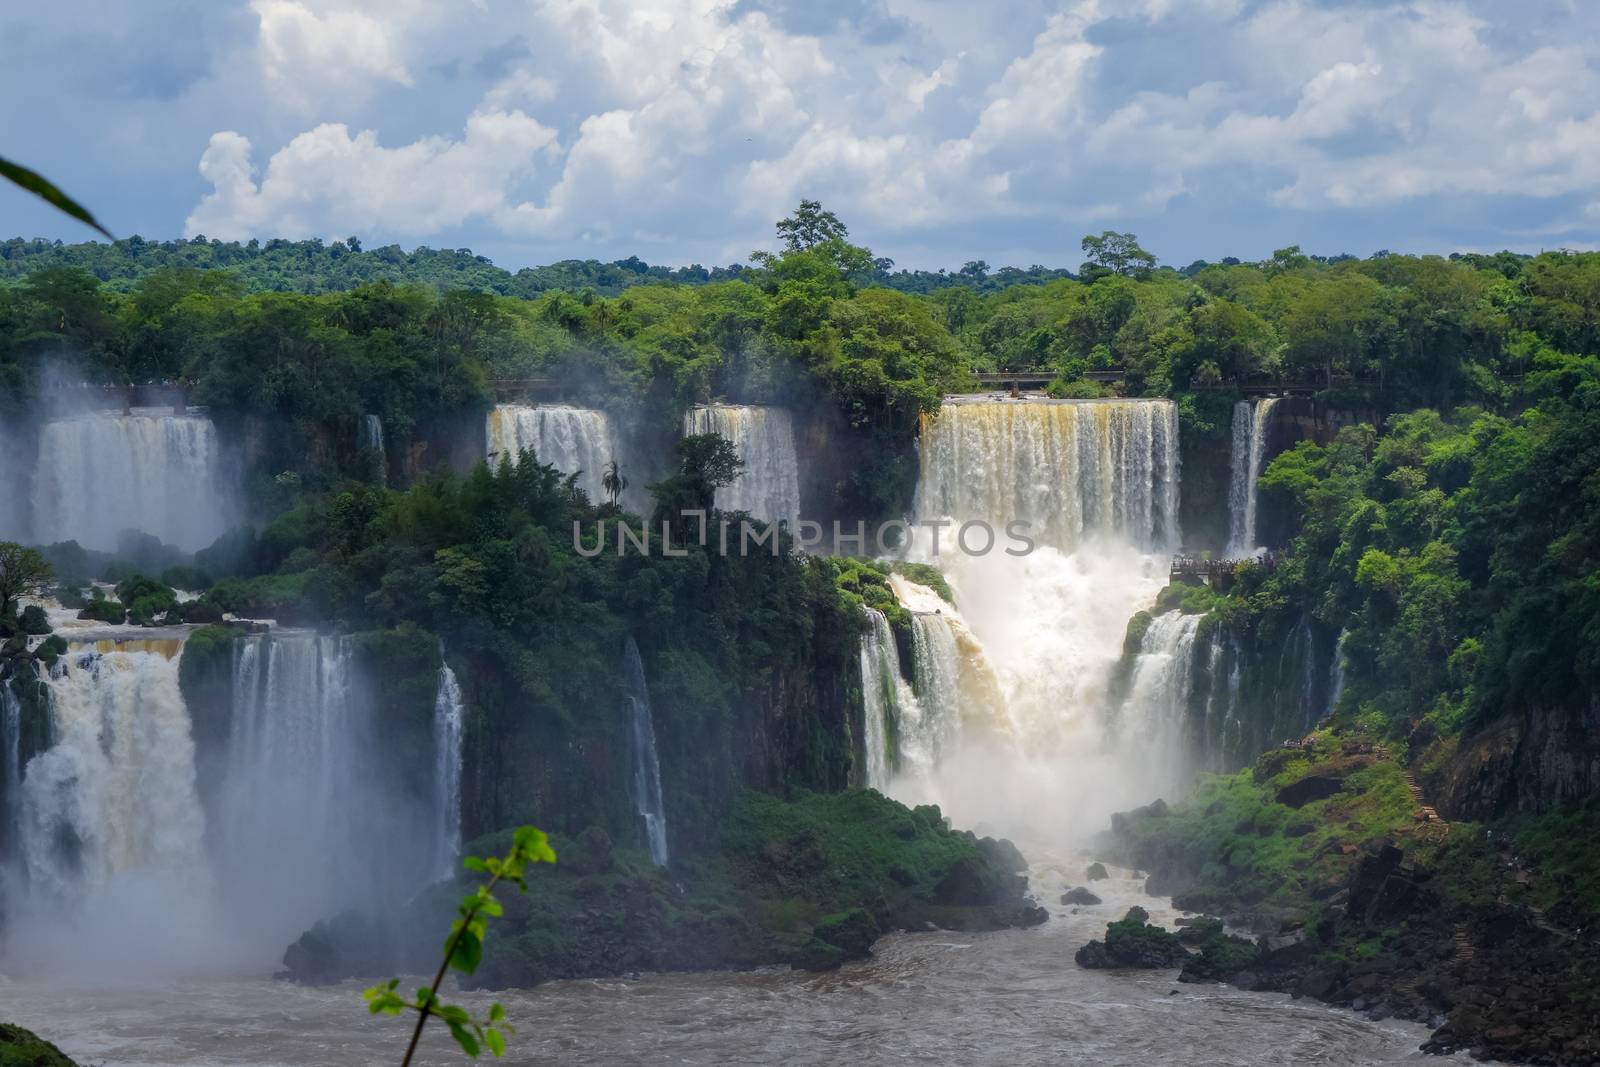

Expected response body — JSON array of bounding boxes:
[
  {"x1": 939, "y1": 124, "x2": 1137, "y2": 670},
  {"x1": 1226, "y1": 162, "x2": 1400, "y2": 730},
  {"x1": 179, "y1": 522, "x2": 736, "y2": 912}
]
[
  {"x1": 857, "y1": 607, "x2": 910, "y2": 791},
  {"x1": 431, "y1": 653, "x2": 465, "y2": 879},
  {"x1": 360, "y1": 414, "x2": 386, "y2": 486},
  {"x1": 622, "y1": 638, "x2": 669, "y2": 866},
  {"x1": 1226, "y1": 397, "x2": 1279, "y2": 555},
  {"x1": 683, "y1": 404, "x2": 801, "y2": 526}
]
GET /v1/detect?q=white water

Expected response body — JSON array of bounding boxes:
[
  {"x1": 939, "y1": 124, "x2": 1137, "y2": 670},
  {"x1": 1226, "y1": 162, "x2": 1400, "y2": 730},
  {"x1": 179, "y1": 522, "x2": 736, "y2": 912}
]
[
  {"x1": 917, "y1": 398, "x2": 1180, "y2": 552},
  {"x1": 858, "y1": 608, "x2": 915, "y2": 791},
  {"x1": 33, "y1": 410, "x2": 230, "y2": 552},
  {"x1": 212, "y1": 632, "x2": 385, "y2": 953},
  {"x1": 884, "y1": 399, "x2": 1184, "y2": 838},
  {"x1": 361, "y1": 414, "x2": 386, "y2": 486},
  {"x1": 683, "y1": 404, "x2": 801, "y2": 526},
  {"x1": 432, "y1": 654, "x2": 466, "y2": 879},
  {"x1": 1226, "y1": 397, "x2": 1279, "y2": 555},
  {"x1": 1, "y1": 679, "x2": 24, "y2": 863},
  {"x1": 1120, "y1": 612, "x2": 1203, "y2": 788},
  {"x1": 622, "y1": 638, "x2": 669, "y2": 866},
  {"x1": 487, "y1": 404, "x2": 620, "y2": 504},
  {"x1": 1326, "y1": 629, "x2": 1348, "y2": 721},
  {"x1": 6, "y1": 648, "x2": 213, "y2": 973}
]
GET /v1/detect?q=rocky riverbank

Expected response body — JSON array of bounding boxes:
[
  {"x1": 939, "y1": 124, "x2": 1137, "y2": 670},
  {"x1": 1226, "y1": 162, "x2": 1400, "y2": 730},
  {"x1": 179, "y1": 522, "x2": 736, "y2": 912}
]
[
  {"x1": 0, "y1": 1023, "x2": 79, "y2": 1067},
  {"x1": 281, "y1": 788, "x2": 1047, "y2": 988},
  {"x1": 1085, "y1": 732, "x2": 1600, "y2": 1065}
]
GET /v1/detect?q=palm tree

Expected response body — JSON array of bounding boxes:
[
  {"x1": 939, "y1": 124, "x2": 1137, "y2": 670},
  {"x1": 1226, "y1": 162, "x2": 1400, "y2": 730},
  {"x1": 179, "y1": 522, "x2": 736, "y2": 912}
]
[{"x1": 601, "y1": 459, "x2": 628, "y2": 510}]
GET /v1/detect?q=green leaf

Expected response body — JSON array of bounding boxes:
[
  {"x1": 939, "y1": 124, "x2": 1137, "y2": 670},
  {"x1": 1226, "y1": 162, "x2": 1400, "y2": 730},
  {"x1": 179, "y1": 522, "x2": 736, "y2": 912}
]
[
  {"x1": 439, "y1": 1004, "x2": 471, "y2": 1026},
  {"x1": 447, "y1": 1021, "x2": 481, "y2": 1058},
  {"x1": 0, "y1": 156, "x2": 112, "y2": 238},
  {"x1": 449, "y1": 928, "x2": 484, "y2": 974},
  {"x1": 463, "y1": 856, "x2": 490, "y2": 873},
  {"x1": 485, "y1": 1027, "x2": 507, "y2": 1057},
  {"x1": 488, "y1": 1003, "x2": 506, "y2": 1023}
]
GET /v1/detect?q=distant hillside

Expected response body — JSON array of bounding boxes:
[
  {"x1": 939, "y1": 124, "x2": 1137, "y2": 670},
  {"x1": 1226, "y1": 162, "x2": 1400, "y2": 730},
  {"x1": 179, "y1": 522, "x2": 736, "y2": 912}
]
[{"x1": 0, "y1": 235, "x2": 1074, "y2": 297}]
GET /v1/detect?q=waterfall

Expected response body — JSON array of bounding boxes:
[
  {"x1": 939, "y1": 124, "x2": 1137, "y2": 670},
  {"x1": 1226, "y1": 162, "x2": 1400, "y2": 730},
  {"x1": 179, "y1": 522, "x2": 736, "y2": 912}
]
[
  {"x1": 1325, "y1": 629, "x2": 1348, "y2": 721},
  {"x1": 683, "y1": 404, "x2": 801, "y2": 526},
  {"x1": 879, "y1": 398, "x2": 1187, "y2": 836},
  {"x1": 32, "y1": 411, "x2": 230, "y2": 552},
  {"x1": 432, "y1": 654, "x2": 466, "y2": 879},
  {"x1": 622, "y1": 638, "x2": 669, "y2": 866},
  {"x1": 916, "y1": 398, "x2": 1180, "y2": 552},
  {"x1": 1, "y1": 681, "x2": 22, "y2": 859},
  {"x1": 361, "y1": 414, "x2": 386, "y2": 486},
  {"x1": 19, "y1": 650, "x2": 207, "y2": 899},
  {"x1": 858, "y1": 608, "x2": 906, "y2": 791},
  {"x1": 212, "y1": 632, "x2": 375, "y2": 943},
  {"x1": 1120, "y1": 612, "x2": 1202, "y2": 791},
  {"x1": 1226, "y1": 397, "x2": 1279, "y2": 555},
  {"x1": 486, "y1": 404, "x2": 618, "y2": 504}
]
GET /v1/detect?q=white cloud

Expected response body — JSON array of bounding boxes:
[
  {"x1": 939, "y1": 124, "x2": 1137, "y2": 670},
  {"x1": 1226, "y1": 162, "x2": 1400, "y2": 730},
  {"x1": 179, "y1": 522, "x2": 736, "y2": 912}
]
[
  {"x1": 178, "y1": 0, "x2": 1600, "y2": 257},
  {"x1": 185, "y1": 110, "x2": 559, "y2": 240}
]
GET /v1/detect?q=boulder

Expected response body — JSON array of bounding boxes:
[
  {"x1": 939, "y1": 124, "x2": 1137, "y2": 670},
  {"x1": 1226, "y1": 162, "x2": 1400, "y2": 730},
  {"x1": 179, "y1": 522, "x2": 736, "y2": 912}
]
[
  {"x1": 1060, "y1": 886, "x2": 1102, "y2": 906},
  {"x1": 1085, "y1": 862, "x2": 1110, "y2": 881}
]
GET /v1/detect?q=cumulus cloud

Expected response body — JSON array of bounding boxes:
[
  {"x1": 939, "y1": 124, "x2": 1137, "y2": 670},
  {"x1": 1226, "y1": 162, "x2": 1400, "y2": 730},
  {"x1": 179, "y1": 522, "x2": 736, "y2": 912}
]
[
  {"x1": 185, "y1": 110, "x2": 559, "y2": 240},
  {"x1": 173, "y1": 0, "x2": 1600, "y2": 257}
]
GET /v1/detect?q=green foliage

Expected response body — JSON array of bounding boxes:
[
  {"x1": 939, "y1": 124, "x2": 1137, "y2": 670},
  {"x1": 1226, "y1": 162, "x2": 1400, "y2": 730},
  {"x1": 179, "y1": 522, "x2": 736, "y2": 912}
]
[
  {"x1": 0, "y1": 542, "x2": 52, "y2": 624},
  {"x1": 365, "y1": 826, "x2": 556, "y2": 1064},
  {"x1": 0, "y1": 1022, "x2": 80, "y2": 1067},
  {"x1": 0, "y1": 154, "x2": 110, "y2": 238}
]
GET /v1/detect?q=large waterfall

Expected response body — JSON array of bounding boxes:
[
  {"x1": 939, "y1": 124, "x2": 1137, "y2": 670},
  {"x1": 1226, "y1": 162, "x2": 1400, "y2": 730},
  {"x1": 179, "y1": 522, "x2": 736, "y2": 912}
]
[
  {"x1": 622, "y1": 638, "x2": 669, "y2": 866},
  {"x1": 32, "y1": 411, "x2": 230, "y2": 552},
  {"x1": 877, "y1": 398, "x2": 1187, "y2": 837},
  {"x1": 683, "y1": 405, "x2": 801, "y2": 526},
  {"x1": 212, "y1": 632, "x2": 388, "y2": 949},
  {"x1": 1226, "y1": 397, "x2": 1279, "y2": 555},
  {"x1": 916, "y1": 398, "x2": 1180, "y2": 551},
  {"x1": 5, "y1": 647, "x2": 213, "y2": 971},
  {"x1": 432, "y1": 655, "x2": 466, "y2": 879},
  {"x1": 486, "y1": 404, "x2": 618, "y2": 504}
]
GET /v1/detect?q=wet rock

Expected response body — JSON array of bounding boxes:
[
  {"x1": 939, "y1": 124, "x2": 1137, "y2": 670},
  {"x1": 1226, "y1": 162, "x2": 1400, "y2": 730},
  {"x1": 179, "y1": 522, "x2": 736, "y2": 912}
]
[
  {"x1": 1060, "y1": 886, "x2": 1102, "y2": 906},
  {"x1": 1085, "y1": 862, "x2": 1110, "y2": 881},
  {"x1": 1275, "y1": 773, "x2": 1347, "y2": 808}
]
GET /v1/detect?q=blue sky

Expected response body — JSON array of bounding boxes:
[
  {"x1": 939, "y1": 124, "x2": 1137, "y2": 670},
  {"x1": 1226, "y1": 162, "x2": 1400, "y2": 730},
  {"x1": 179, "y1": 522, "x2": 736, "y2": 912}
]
[{"x1": 4, "y1": 0, "x2": 1598, "y2": 271}]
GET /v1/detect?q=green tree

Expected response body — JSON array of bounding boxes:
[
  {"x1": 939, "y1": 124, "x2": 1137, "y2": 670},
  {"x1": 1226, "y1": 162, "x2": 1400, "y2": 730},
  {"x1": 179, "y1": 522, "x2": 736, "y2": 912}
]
[
  {"x1": 1080, "y1": 232, "x2": 1157, "y2": 280},
  {"x1": 0, "y1": 542, "x2": 53, "y2": 622},
  {"x1": 775, "y1": 198, "x2": 849, "y2": 251}
]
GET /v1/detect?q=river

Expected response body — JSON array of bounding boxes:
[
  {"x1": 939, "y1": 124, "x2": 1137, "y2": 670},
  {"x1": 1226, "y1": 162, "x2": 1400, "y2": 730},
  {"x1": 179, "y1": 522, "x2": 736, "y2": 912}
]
[{"x1": 0, "y1": 860, "x2": 1453, "y2": 1066}]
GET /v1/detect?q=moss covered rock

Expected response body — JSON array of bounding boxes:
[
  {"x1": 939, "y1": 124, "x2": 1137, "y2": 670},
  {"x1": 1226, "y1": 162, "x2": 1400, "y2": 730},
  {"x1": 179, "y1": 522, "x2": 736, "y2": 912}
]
[
  {"x1": 0, "y1": 1023, "x2": 79, "y2": 1067},
  {"x1": 1075, "y1": 908, "x2": 1191, "y2": 969}
]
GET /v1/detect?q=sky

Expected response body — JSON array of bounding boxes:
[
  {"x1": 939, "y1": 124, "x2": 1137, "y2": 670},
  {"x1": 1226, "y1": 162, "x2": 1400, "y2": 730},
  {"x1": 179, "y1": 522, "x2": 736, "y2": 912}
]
[{"x1": 3, "y1": 0, "x2": 1599, "y2": 272}]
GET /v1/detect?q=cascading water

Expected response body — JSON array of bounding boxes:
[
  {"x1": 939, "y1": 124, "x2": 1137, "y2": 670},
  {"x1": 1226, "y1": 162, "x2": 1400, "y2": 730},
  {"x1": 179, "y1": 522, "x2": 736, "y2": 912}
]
[
  {"x1": 32, "y1": 411, "x2": 230, "y2": 552},
  {"x1": 361, "y1": 414, "x2": 386, "y2": 486},
  {"x1": 858, "y1": 608, "x2": 909, "y2": 791},
  {"x1": 887, "y1": 398, "x2": 1185, "y2": 837},
  {"x1": 486, "y1": 404, "x2": 619, "y2": 504},
  {"x1": 682, "y1": 405, "x2": 801, "y2": 526},
  {"x1": 1326, "y1": 629, "x2": 1349, "y2": 721},
  {"x1": 432, "y1": 653, "x2": 466, "y2": 880},
  {"x1": 6, "y1": 646, "x2": 213, "y2": 971},
  {"x1": 1120, "y1": 612, "x2": 1202, "y2": 788},
  {"x1": 1, "y1": 680, "x2": 23, "y2": 860},
  {"x1": 622, "y1": 638, "x2": 669, "y2": 866},
  {"x1": 916, "y1": 398, "x2": 1180, "y2": 551},
  {"x1": 212, "y1": 632, "x2": 379, "y2": 949},
  {"x1": 1226, "y1": 397, "x2": 1279, "y2": 555}
]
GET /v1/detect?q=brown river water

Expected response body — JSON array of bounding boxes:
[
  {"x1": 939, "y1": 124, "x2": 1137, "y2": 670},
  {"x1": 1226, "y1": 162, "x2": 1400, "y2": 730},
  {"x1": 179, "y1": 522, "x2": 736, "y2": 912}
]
[{"x1": 1, "y1": 861, "x2": 1460, "y2": 1066}]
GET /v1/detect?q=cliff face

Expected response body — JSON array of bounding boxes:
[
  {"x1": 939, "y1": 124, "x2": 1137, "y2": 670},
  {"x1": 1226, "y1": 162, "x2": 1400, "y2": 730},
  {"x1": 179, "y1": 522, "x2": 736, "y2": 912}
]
[{"x1": 1433, "y1": 696, "x2": 1600, "y2": 820}]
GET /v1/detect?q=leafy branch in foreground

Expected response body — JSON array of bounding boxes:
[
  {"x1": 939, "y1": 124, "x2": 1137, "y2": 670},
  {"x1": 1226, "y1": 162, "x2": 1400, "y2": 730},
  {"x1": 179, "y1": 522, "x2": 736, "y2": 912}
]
[
  {"x1": 0, "y1": 155, "x2": 112, "y2": 238},
  {"x1": 365, "y1": 826, "x2": 557, "y2": 1065}
]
